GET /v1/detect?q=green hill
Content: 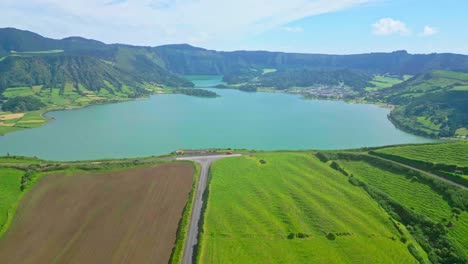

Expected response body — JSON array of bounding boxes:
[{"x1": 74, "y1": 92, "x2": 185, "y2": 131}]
[
  {"x1": 381, "y1": 70, "x2": 468, "y2": 137},
  {"x1": 0, "y1": 56, "x2": 138, "y2": 94},
  {"x1": 198, "y1": 153, "x2": 421, "y2": 263},
  {"x1": 223, "y1": 68, "x2": 374, "y2": 90}
]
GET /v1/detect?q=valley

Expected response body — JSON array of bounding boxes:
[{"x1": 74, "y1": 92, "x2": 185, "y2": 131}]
[{"x1": 0, "y1": 26, "x2": 467, "y2": 264}]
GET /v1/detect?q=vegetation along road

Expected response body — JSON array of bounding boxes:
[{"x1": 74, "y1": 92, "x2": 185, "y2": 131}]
[{"x1": 177, "y1": 154, "x2": 241, "y2": 264}]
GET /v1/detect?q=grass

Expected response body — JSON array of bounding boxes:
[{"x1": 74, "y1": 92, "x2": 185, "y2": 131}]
[
  {"x1": 447, "y1": 211, "x2": 468, "y2": 259},
  {"x1": 455, "y1": 128, "x2": 468, "y2": 136},
  {"x1": 0, "y1": 156, "x2": 42, "y2": 164},
  {"x1": 198, "y1": 153, "x2": 418, "y2": 263},
  {"x1": 334, "y1": 153, "x2": 468, "y2": 261},
  {"x1": 0, "y1": 108, "x2": 49, "y2": 135},
  {"x1": 170, "y1": 162, "x2": 201, "y2": 264},
  {"x1": 0, "y1": 168, "x2": 24, "y2": 237},
  {"x1": 452, "y1": 85, "x2": 468, "y2": 91},
  {"x1": 375, "y1": 142, "x2": 468, "y2": 167},
  {"x1": 2, "y1": 87, "x2": 36, "y2": 98},
  {"x1": 10, "y1": 50, "x2": 64, "y2": 54},
  {"x1": 365, "y1": 75, "x2": 406, "y2": 91},
  {"x1": 337, "y1": 159, "x2": 452, "y2": 221},
  {"x1": 262, "y1": 68, "x2": 277, "y2": 74},
  {"x1": 0, "y1": 50, "x2": 64, "y2": 62}
]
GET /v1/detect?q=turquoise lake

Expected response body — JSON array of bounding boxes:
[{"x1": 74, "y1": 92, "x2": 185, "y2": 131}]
[{"x1": 0, "y1": 76, "x2": 433, "y2": 161}]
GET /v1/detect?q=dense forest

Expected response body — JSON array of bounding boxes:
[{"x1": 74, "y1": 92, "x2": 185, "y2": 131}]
[
  {"x1": 224, "y1": 68, "x2": 374, "y2": 90},
  {"x1": 0, "y1": 56, "x2": 131, "y2": 94},
  {"x1": 173, "y1": 88, "x2": 218, "y2": 97},
  {"x1": 2, "y1": 96, "x2": 45, "y2": 112}
]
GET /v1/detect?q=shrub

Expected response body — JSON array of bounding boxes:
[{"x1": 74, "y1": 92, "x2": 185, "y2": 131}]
[{"x1": 326, "y1": 233, "x2": 336, "y2": 240}]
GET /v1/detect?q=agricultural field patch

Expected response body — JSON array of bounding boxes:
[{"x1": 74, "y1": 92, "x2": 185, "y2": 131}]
[
  {"x1": 455, "y1": 128, "x2": 468, "y2": 136},
  {"x1": 198, "y1": 153, "x2": 418, "y2": 263},
  {"x1": 337, "y1": 159, "x2": 452, "y2": 221},
  {"x1": 375, "y1": 142, "x2": 468, "y2": 167},
  {"x1": 0, "y1": 113, "x2": 25, "y2": 121},
  {"x1": 3, "y1": 87, "x2": 35, "y2": 98},
  {"x1": 365, "y1": 75, "x2": 405, "y2": 91},
  {"x1": 0, "y1": 162, "x2": 195, "y2": 264}
]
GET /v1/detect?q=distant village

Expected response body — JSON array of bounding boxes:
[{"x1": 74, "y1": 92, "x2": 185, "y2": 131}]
[{"x1": 288, "y1": 85, "x2": 357, "y2": 99}]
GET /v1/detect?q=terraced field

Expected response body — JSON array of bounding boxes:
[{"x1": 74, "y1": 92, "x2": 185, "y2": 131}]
[
  {"x1": 336, "y1": 156, "x2": 468, "y2": 261},
  {"x1": 375, "y1": 142, "x2": 468, "y2": 167},
  {"x1": 337, "y1": 160, "x2": 452, "y2": 221},
  {"x1": 198, "y1": 153, "x2": 418, "y2": 263}
]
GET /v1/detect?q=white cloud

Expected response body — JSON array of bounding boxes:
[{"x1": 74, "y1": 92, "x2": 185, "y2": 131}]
[
  {"x1": 372, "y1": 18, "x2": 410, "y2": 36},
  {"x1": 421, "y1": 25, "x2": 438, "y2": 36},
  {"x1": 0, "y1": 0, "x2": 370, "y2": 48},
  {"x1": 283, "y1": 26, "x2": 304, "y2": 33}
]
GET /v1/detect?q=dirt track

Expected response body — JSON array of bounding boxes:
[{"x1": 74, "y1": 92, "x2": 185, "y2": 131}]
[{"x1": 0, "y1": 162, "x2": 194, "y2": 264}]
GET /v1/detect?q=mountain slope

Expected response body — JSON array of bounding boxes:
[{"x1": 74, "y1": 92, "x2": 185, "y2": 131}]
[
  {"x1": 0, "y1": 56, "x2": 142, "y2": 94},
  {"x1": 381, "y1": 70, "x2": 468, "y2": 137},
  {"x1": 3, "y1": 28, "x2": 468, "y2": 77},
  {"x1": 155, "y1": 45, "x2": 468, "y2": 76},
  {"x1": 0, "y1": 28, "x2": 192, "y2": 89}
]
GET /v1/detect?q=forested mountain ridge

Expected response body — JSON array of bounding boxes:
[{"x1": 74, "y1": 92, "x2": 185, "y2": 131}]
[
  {"x1": 2, "y1": 28, "x2": 468, "y2": 76},
  {"x1": 154, "y1": 45, "x2": 468, "y2": 76},
  {"x1": 0, "y1": 56, "x2": 133, "y2": 94}
]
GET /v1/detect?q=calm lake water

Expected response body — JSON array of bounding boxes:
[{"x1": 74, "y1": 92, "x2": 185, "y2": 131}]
[{"x1": 0, "y1": 76, "x2": 433, "y2": 161}]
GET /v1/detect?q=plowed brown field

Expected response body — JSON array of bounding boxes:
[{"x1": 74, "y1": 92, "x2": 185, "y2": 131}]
[{"x1": 0, "y1": 162, "x2": 194, "y2": 264}]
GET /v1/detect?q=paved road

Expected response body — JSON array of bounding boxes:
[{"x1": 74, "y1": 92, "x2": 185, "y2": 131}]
[
  {"x1": 370, "y1": 154, "x2": 467, "y2": 190},
  {"x1": 177, "y1": 154, "x2": 241, "y2": 264}
]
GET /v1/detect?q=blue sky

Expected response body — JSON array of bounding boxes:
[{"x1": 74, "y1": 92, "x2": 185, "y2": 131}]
[{"x1": 0, "y1": 0, "x2": 467, "y2": 54}]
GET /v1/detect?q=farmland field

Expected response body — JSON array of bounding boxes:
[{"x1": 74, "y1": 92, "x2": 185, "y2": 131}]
[
  {"x1": 374, "y1": 142, "x2": 468, "y2": 167},
  {"x1": 365, "y1": 74, "x2": 408, "y2": 91},
  {"x1": 0, "y1": 162, "x2": 195, "y2": 264},
  {"x1": 197, "y1": 153, "x2": 418, "y2": 263}
]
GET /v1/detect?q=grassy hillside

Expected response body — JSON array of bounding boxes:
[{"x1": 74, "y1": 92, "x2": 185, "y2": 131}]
[
  {"x1": 374, "y1": 142, "x2": 468, "y2": 167},
  {"x1": 0, "y1": 168, "x2": 24, "y2": 237},
  {"x1": 338, "y1": 159, "x2": 452, "y2": 221},
  {"x1": 372, "y1": 142, "x2": 468, "y2": 186},
  {"x1": 198, "y1": 153, "x2": 419, "y2": 263},
  {"x1": 382, "y1": 70, "x2": 468, "y2": 137},
  {"x1": 0, "y1": 55, "x2": 192, "y2": 135},
  {"x1": 335, "y1": 157, "x2": 467, "y2": 262},
  {"x1": 321, "y1": 151, "x2": 468, "y2": 263},
  {"x1": 0, "y1": 55, "x2": 190, "y2": 95}
]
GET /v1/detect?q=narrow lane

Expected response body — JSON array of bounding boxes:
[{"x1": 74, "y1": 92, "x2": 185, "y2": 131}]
[{"x1": 177, "y1": 154, "x2": 241, "y2": 264}]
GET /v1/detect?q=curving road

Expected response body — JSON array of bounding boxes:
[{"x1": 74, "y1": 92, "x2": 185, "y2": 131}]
[{"x1": 177, "y1": 154, "x2": 241, "y2": 264}]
